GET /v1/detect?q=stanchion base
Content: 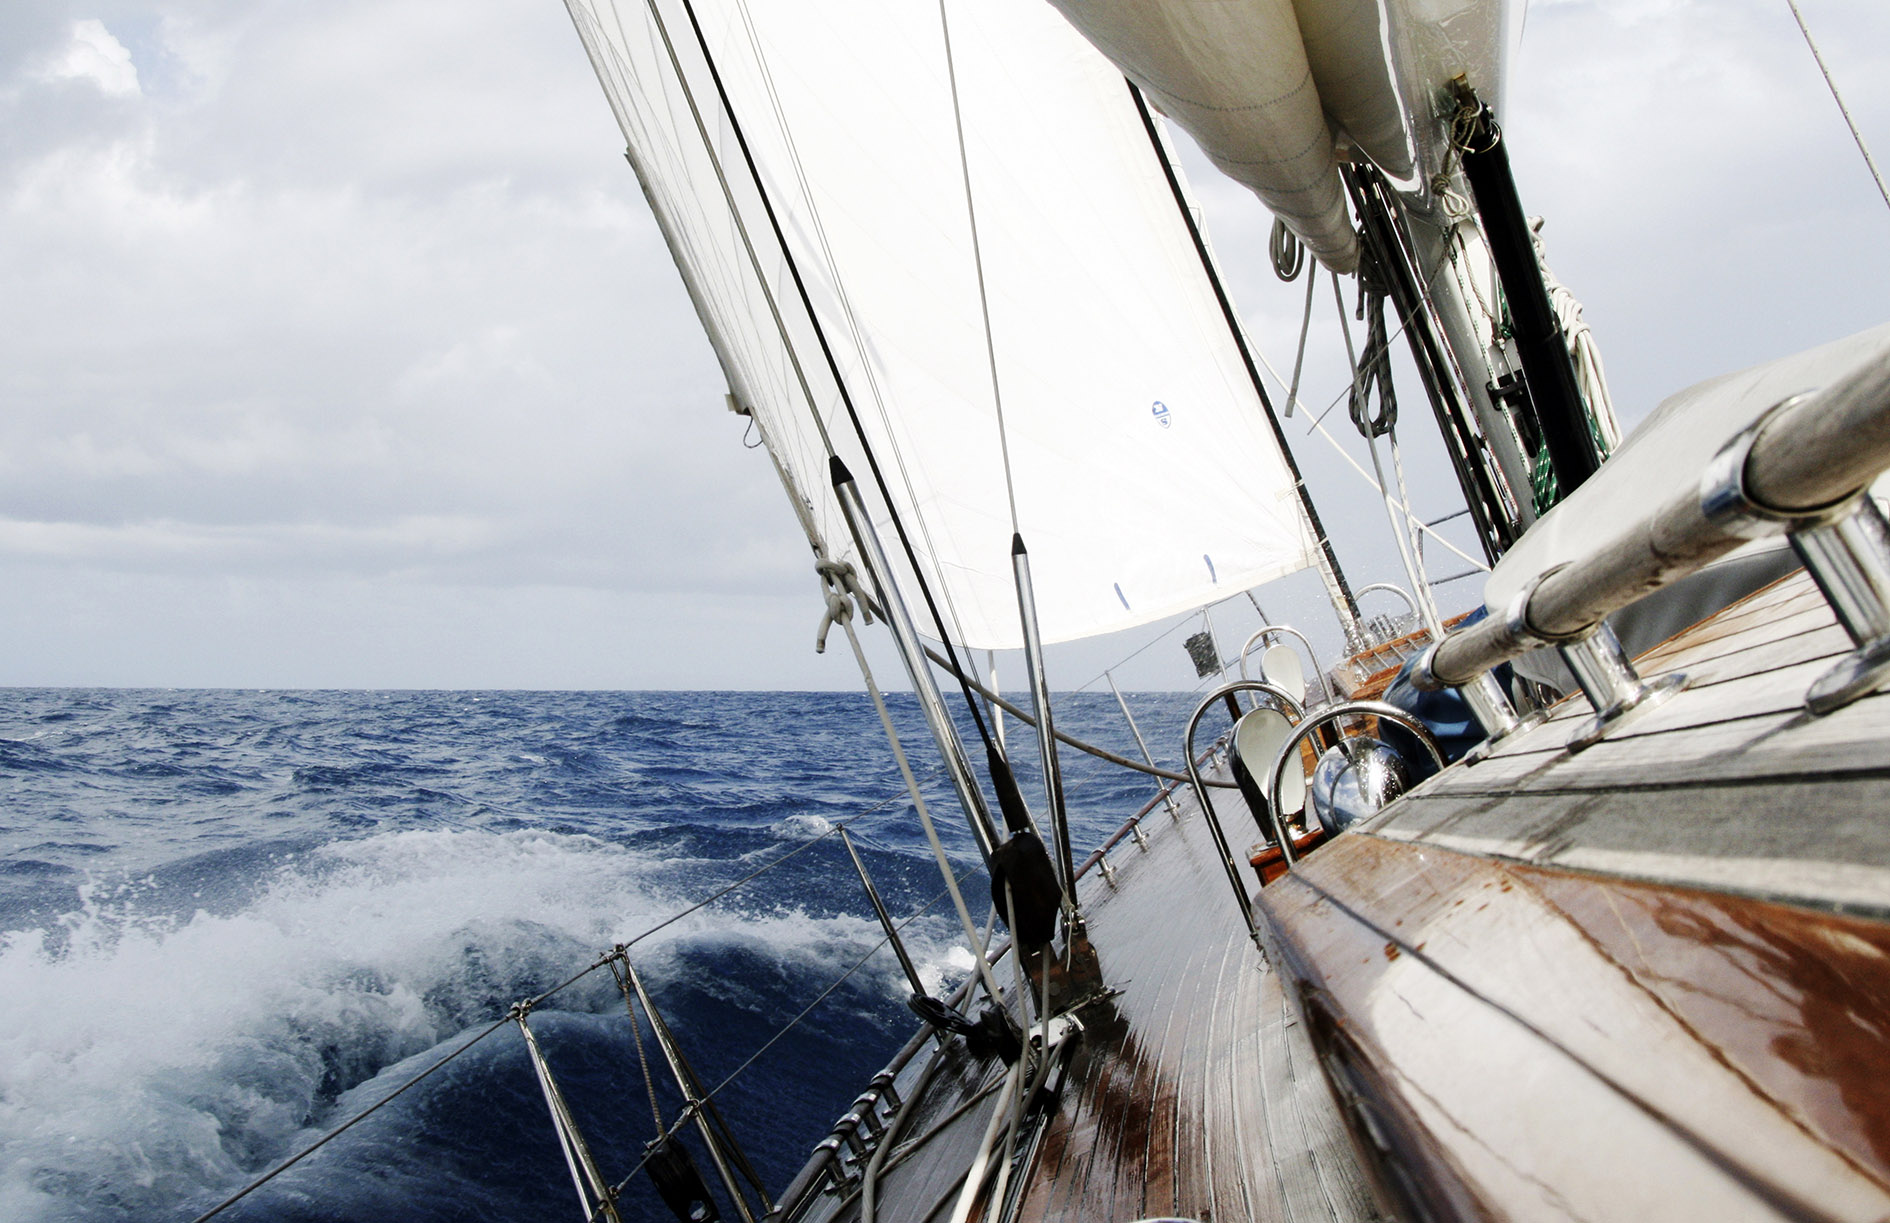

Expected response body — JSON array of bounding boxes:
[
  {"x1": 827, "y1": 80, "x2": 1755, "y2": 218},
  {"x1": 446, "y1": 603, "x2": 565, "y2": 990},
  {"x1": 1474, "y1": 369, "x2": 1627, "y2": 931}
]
[
  {"x1": 1567, "y1": 672, "x2": 1689, "y2": 753},
  {"x1": 1462, "y1": 710, "x2": 1549, "y2": 766},
  {"x1": 1807, "y1": 638, "x2": 1890, "y2": 716}
]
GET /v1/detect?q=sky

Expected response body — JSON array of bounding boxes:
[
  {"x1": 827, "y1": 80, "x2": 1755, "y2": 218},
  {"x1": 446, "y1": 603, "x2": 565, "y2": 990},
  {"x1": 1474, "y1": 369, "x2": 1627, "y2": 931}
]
[{"x1": 0, "y1": 0, "x2": 1886, "y2": 691}]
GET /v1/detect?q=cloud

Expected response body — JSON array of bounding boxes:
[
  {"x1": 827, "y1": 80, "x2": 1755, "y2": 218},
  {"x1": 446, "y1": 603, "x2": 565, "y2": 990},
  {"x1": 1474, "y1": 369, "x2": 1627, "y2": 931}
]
[
  {"x1": 0, "y1": 0, "x2": 1884, "y2": 687},
  {"x1": 38, "y1": 19, "x2": 140, "y2": 98}
]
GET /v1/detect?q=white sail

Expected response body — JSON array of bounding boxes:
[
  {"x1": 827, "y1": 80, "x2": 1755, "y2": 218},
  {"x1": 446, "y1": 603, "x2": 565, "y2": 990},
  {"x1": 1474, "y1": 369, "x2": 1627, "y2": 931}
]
[{"x1": 567, "y1": 0, "x2": 1316, "y2": 649}]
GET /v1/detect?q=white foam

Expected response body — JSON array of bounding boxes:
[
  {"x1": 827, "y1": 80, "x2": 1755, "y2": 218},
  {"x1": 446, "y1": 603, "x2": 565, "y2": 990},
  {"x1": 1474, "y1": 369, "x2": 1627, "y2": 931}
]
[
  {"x1": 0, "y1": 827, "x2": 958, "y2": 1222},
  {"x1": 766, "y1": 813, "x2": 833, "y2": 839}
]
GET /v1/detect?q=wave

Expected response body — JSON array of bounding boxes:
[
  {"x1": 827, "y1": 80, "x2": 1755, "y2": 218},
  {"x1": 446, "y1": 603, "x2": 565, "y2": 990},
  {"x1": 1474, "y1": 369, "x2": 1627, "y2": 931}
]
[{"x1": 0, "y1": 825, "x2": 957, "y2": 1223}]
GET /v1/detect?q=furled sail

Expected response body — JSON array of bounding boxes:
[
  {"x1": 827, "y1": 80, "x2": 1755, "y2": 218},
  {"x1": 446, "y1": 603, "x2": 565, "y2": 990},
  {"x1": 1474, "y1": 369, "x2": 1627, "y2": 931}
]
[
  {"x1": 1044, "y1": 0, "x2": 1515, "y2": 250},
  {"x1": 566, "y1": 0, "x2": 1317, "y2": 649}
]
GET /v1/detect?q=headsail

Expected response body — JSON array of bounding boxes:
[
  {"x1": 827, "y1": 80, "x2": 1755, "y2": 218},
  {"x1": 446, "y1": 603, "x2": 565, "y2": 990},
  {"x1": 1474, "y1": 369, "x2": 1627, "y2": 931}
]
[{"x1": 567, "y1": 0, "x2": 1317, "y2": 649}]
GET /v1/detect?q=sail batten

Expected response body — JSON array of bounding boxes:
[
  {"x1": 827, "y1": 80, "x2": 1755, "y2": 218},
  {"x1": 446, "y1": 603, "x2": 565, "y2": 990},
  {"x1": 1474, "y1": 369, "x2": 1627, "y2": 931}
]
[{"x1": 570, "y1": 0, "x2": 1317, "y2": 649}]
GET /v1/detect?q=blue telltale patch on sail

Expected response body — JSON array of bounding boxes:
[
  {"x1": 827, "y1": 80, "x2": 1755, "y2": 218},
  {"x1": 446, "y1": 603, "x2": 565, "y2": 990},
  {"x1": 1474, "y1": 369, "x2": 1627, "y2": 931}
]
[
  {"x1": 1114, "y1": 583, "x2": 1130, "y2": 610},
  {"x1": 1204, "y1": 554, "x2": 1217, "y2": 583}
]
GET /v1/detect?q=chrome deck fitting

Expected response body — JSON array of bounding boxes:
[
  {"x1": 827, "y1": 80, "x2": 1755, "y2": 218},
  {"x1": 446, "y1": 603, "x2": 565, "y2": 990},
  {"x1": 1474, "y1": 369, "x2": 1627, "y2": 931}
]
[{"x1": 1559, "y1": 623, "x2": 1688, "y2": 752}]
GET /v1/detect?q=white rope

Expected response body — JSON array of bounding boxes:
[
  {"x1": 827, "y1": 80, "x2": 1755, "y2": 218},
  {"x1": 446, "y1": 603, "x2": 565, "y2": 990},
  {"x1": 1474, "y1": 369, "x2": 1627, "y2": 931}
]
[
  {"x1": 1531, "y1": 218, "x2": 1622, "y2": 451},
  {"x1": 1239, "y1": 280, "x2": 1489, "y2": 574},
  {"x1": 814, "y1": 559, "x2": 875, "y2": 654},
  {"x1": 1283, "y1": 269, "x2": 1317, "y2": 418},
  {"x1": 1332, "y1": 271, "x2": 1453, "y2": 634},
  {"x1": 1302, "y1": 406, "x2": 1489, "y2": 573},
  {"x1": 1377, "y1": 428, "x2": 1446, "y2": 632}
]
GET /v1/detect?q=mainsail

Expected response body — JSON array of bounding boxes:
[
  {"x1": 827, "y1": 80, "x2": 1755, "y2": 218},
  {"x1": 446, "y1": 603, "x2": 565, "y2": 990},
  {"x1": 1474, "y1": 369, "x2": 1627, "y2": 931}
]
[{"x1": 567, "y1": 0, "x2": 1318, "y2": 649}]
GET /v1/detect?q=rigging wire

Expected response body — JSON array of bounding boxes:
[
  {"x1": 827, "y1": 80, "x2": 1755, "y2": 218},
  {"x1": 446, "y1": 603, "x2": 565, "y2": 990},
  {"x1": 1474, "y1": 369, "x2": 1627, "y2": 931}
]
[
  {"x1": 936, "y1": 0, "x2": 1021, "y2": 537},
  {"x1": 1333, "y1": 269, "x2": 1447, "y2": 634},
  {"x1": 1784, "y1": 0, "x2": 1890, "y2": 218},
  {"x1": 660, "y1": 0, "x2": 1012, "y2": 775},
  {"x1": 1236, "y1": 254, "x2": 1492, "y2": 574},
  {"x1": 726, "y1": 0, "x2": 983, "y2": 655},
  {"x1": 189, "y1": 786, "x2": 971, "y2": 1223},
  {"x1": 698, "y1": 864, "x2": 981, "y2": 1107},
  {"x1": 186, "y1": 1015, "x2": 514, "y2": 1223},
  {"x1": 1124, "y1": 80, "x2": 1363, "y2": 631}
]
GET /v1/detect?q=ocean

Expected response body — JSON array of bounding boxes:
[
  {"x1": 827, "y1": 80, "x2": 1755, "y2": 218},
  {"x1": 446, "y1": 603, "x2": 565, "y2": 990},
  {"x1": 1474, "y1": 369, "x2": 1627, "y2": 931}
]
[{"x1": 0, "y1": 687, "x2": 1200, "y2": 1222}]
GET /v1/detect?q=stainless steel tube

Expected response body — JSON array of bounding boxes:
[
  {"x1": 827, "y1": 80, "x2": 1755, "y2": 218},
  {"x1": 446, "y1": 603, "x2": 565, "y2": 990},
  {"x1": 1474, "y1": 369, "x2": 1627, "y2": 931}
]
[{"x1": 1427, "y1": 352, "x2": 1890, "y2": 687}]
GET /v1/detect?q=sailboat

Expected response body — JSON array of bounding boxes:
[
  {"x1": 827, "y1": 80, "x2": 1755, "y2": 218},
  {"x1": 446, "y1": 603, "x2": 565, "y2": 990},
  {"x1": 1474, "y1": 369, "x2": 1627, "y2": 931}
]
[{"x1": 534, "y1": 0, "x2": 1890, "y2": 1219}]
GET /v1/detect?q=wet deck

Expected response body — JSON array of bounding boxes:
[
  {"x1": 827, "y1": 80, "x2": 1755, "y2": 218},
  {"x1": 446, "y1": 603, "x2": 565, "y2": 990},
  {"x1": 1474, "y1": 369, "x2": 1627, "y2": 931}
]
[
  {"x1": 1256, "y1": 569, "x2": 1890, "y2": 1221},
  {"x1": 796, "y1": 759, "x2": 1381, "y2": 1223},
  {"x1": 1366, "y1": 570, "x2": 1890, "y2": 915}
]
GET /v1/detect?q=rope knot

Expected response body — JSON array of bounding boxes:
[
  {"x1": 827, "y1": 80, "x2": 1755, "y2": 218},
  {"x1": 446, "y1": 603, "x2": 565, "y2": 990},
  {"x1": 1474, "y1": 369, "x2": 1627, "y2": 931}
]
[{"x1": 814, "y1": 560, "x2": 874, "y2": 654}]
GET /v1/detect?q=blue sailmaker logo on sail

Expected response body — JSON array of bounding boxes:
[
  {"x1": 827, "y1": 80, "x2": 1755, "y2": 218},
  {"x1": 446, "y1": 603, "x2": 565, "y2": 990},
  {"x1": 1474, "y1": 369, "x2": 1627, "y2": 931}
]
[{"x1": 1151, "y1": 401, "x2": 1171, "y2": 428}]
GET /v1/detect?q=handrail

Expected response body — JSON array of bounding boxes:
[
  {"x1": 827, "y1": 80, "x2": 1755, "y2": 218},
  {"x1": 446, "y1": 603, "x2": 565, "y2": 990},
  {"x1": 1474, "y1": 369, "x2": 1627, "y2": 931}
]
[
  {"x1": 1236, "y1": 623, "x2": 1332, "y2": 705},
  {"x1": 1260, "y1": 701, "x2": 1445, "y2": 870},
  {"x1": 1423, "y1": 354, "x2": 1890, "y2": 689},
  {"x1": 1181, "y1": 681, "x2": 1306, "y2": 939},
  {"x1": 1356, "y1": 582, "x2": 1419, "y2": 618}
]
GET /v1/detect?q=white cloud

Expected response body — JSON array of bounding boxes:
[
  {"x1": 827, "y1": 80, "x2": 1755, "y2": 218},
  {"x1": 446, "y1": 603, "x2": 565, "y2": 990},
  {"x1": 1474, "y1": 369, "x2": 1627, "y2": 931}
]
[
  {"x1": 0, "y1": 0, "x2": 1885, "y2": 688},
  {"x1": 40, "y1": 18, "x2": 140, "y2": 98}
]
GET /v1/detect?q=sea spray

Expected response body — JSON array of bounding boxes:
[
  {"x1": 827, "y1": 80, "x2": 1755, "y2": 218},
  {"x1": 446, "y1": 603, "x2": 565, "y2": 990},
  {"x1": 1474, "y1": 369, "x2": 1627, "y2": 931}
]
[{"x1": 0, "y1": 687, "x2": 1198, "y2": 1221}]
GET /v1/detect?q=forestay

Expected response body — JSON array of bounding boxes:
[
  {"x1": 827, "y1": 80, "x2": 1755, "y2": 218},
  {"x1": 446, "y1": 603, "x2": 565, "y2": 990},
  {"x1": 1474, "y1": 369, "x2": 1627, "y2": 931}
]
[{"x1": 566, "y1": 0, "x2": 1315, "y2": 649}]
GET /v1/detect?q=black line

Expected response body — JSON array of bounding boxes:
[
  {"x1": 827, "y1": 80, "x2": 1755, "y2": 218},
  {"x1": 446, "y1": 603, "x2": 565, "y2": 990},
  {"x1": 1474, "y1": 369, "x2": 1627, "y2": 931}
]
[
  {"x1": 1124, "y1": 79, "x2": 1361, "y2": 622},
  {"x1": 669, "y1": 0, "x2": 1007, "y2": 788}
]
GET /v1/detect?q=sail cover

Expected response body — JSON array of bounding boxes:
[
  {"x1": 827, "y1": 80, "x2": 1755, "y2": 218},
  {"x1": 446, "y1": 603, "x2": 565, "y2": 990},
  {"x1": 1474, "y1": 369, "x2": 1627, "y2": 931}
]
[{"x1": 566, "y1": 0, "x2": 1317, "y2": 648}]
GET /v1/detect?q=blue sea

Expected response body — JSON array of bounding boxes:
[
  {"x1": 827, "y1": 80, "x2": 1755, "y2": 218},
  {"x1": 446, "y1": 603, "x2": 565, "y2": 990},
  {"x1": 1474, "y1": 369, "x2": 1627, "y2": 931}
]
[{"x1": 0, "y1": 687, "x2": 1199, "y2": 1222}]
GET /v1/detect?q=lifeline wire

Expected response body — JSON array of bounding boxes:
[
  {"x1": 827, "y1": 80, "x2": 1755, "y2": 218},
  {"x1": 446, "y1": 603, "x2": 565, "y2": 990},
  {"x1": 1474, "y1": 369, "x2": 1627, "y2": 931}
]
[
  {"x1": 699, "y1": 864, "x2": 981, "y2": 1107},
  {"x1": 188, "y1": 795, "x2": 916, "y2": 1223}
]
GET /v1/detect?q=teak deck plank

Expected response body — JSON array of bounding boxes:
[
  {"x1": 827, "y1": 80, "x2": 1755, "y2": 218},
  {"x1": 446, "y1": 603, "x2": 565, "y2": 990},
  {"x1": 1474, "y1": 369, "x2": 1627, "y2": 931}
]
[
  {"x1": 989, "y1": 778, "x2": 1378, "y2": 1223},
  {"x1": 1247, "y1": 567, "x2": 1890, "y2": 1218},
  {"x1": 1363, "y1": 571, "x2": 1890, "y2": 915}
]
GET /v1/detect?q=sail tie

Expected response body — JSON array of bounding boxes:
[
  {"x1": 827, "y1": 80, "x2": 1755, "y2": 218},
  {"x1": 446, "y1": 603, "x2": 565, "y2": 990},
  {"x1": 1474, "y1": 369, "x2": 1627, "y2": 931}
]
[{"x1": 814, "y1": 560, "x2": 875, "y2": 654}]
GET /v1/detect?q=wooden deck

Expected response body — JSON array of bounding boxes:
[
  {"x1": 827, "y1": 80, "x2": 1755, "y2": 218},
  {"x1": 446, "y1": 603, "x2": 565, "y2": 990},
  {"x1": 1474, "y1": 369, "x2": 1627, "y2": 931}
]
[
  {"x1": 792, "y1": 570, "x2": 1890, "y2": 1223},
  {"x1": 796, "y1": 753, "x2": 1382, "y2": 1223},
  {"x1": 1366, "y1": 570, "x2": 1890, "y2": 914},
  {"x1": 1255, "y1": 570, "x2": 1890, "y2": 1221}
]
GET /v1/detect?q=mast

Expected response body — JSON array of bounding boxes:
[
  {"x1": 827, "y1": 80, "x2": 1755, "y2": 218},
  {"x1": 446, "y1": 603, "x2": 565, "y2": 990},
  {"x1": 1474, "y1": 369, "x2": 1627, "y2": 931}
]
[
  {"x1": 1344, "y1": 165, "x2": 1520, "y2": 561},
  {"x1": 1453, "y1": 88, "x2": 1605, "y2": 498}
]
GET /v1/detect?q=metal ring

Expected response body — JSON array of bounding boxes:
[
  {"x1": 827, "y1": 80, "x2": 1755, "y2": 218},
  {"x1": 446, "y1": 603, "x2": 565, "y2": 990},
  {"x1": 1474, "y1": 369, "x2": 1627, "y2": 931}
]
[
  {"x1": 1262, "y1": 701, "x2": 1446, "y2": 870},
  {"x1": 1699, "y1": 393, "x2": 1855, "y2": 537},
  {"x1": 1505, "y1": 563, "x2": 1590, "y2": 646}
]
